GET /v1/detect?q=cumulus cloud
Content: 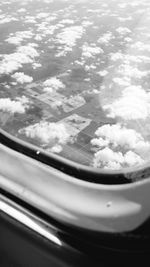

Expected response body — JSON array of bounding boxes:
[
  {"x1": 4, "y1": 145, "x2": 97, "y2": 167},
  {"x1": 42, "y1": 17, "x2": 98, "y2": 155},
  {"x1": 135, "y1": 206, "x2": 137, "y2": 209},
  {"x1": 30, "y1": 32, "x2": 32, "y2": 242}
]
[
  {"x1": 20, "y1": 121, "x2": 70, "y2": 153},
  {"x1": 110, "y1": 52, "x2": 150, "y2": 64},
  {"x1": 43, "y1": 87, "x2": 53, "y2": 94},
  {"x1": 130, "y1": 41, "x2": 150, "y2": 52},
  {"x1": 92, "y1": 123, "x2": 148, "y2": 150},
  {"x1": 118, "y1": 64, "x2": 148, "y2": 79},
  {"x1": 32, "y1": 62, "x2": 42, "y2": 69},
  {"x1": 118, "y1": 3, "x2": 128, "y2": 8},
  {"x1": 0, "y1": 16, "x2": 18, "y2": 24},
  {"x1": 6, "y1": 31, "x2": 33, "y2": 45},
  {"x1": 93, "y1": 147, "x2": 144, "y2": 170},
  {"x1": 81, "y1": 20, "x2": 93, "y2": 27},
  {"x1": 110, "y1": 52, "x2": 124, "y2": 61},
  {"x1": 97, "y1": 32, "x2": 114, "y2": 45},
  {"x1": 112, "y1": 77, "x2": 130, "y2": 87},
  {"x1": 60, "y1": 19, "x2": 74, "y2": 25},
  {"x1": 93, "y1": 147, "x2": 124, "y2": 169},
  {"x1": 103, "y1": 85, "x2": 150, "y2": 120},
  {"x1": 116, "y1": 27, "x2": 131, "y2": 35},
  {"x1": 43, "y1": 77, "x2": 65, "y2": 91},
  {"x1": 34, "y1": 34, "x2": 42, "y2": 41},
  {"x1": 97, "y1": 70, "x2": 108, "y2": 77},
  {"x1": 56, "y1": 26, "x2": 84, "y2": 56},
  {"x1": 17, "y1": 44, "x2": 39, "y2": 58},
  {"x1": 57, "y1": 26, "x2": 84, "y2": 46},
  {"x1": 0, "y1": 57, "x2": 22, "y2": 75},
  {"x1": 12, "y1": 72, "x2": 33, "y2": 84},
  {"x1": 0, "y1": 96, "x2": 29, "y2": 114},
  {"x1": 36, "y1": 21, "x2": 58, "y2": 37},
  {"x1": 124, "y1": 151, "x2": 144, "y2": 167},
  {"x1": 82, "y1": 43, "x2": 103, "y2": 58},
  {"x1": 0, "y1": 44, "x2": 39, "y2": 75},
  {"x1": 36, "y1": 12, "x2": 49, "y2": 19},
  {"x1": 6, "y1": 36, "x2": 23, "y2": 45},
  {"x1": 18, "y1": 8, "x2": 26, "y2": 13},
  {"x1": 91, "y1": 124, "x2": 149, "y2": 169},
  {"x1": 118, "y1": 16, "x2": 132, "y2": 22},
  {"x1": 24, "y1": 15, "x2": 37, "y2": 24}
]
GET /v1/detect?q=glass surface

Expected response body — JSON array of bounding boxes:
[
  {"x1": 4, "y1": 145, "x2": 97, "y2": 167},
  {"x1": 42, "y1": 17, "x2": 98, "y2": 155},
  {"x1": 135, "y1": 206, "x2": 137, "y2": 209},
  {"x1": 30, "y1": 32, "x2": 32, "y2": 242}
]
[{"x1": 1, "y1": 0, "x2": 150, "y2": 171}]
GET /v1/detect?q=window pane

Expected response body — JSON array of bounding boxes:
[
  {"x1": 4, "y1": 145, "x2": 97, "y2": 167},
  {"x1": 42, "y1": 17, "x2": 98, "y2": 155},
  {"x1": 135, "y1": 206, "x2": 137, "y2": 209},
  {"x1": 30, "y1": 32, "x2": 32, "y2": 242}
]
[{"x1": 0, "y1": 0, "x2": 150, "y2": 171}]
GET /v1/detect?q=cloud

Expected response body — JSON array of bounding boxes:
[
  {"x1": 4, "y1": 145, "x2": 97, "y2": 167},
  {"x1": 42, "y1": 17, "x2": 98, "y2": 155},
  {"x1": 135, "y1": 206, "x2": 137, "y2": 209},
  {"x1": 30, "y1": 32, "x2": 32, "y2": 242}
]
[
  {"x1": 20, "y1": 121, "x2": 71, "y2": 153},
  {"x1": 82, "y1": 43, "x2": 103, "y2": 58},
  {"x1": 93, "y1": 147, "x2": 144, "y2": 170},
  {"x1": 34, "y1": 35, "x2": 43, "y2": 41},
  {"x1": 0, "y1": 44, "x2": 39, "y2": 75},
  {"x1": 93, "y1": 147, "x2": 124, "y2": 169},
  {"x1": 43, "y1": 87, "x2": 53, "y2": 94},
  {"x1": 36, "y1": 12, "x2": 49, "y2": 19},
  {"x1": 97, "y1": 70, "x2": 108, "y2": 77},
  {"x1": 112, "y1": 77, "x2": 130, "y2": 87},
  {"x1": 118, "y1": 64, "x2": 148, "y2": 79},
  {"x1": 5, "y1": 36, "x2": 23, "y2": 45},
  {"x1": 0, "y1": 57, "x2": 22, "y2": 75},
  {"x1": 118, "y1": 3, "x2": 128, "y2": 8},
  {"x1": 91, "y1": 123, "x2": 149, "y2": 169},
  {"x1": 17, "y1": 44, "x2": 39, "y2": 58},
  {"x1": 97, "y1": 32, "x2": 114, "y2": 45},
  {"x1": 81, "y1": 20, "x2": 93, "y2": 27},
  {"x1": 103, "y1": 85, "x2": 150, "y2": 120},
  {"x1": 130, "y1": 41, "x2": 150, "y2": 52},
  {"x1": 110, "y1": 52, "x2": 150, "y2": 63},
  {"x1": 124, "y1": 151, "x2": 144, "y2": 167},
  {"x1": 18, "y1": 8, "x2": 27, "y2": 13},
  {"x1": 5, "y1": 31, "x2": 33, "y2": 45},
  {"x1": 56, "y1": 26, "x2": 84, "y2": 46},
  {"x1": 32, "y1": 62, "x2": 42, "y2": 69},
  {"x1": 43, "y1": 77, "x2": 65, "y2": 91},
  {"x1": 0, "y1": 96, "x2": 29, "y2": 114},
  {"x1": 118, "y1": 16, "x2": 132, "y2": 22},
  {"x1": 0, "y1": 16, "x2": 18, "y2": 24},
  {"x1": 56, "y1": 26, "x2": 84, "y2": 56},
  {"x1": 92, "y1": 123, "x2": 149, "y2": 151},
  {"x1": 110, "y1": 52, "x2": 124, "y2": 61},
  {"x1": 12, "y1": 72, "x2": 33, "y2": 84},
  {"x1": 116, "y1": 27, "x2": 131, "y2": 35},
  {"x1": 60, "y1": 19, "x2": 74, "y2": 25}
]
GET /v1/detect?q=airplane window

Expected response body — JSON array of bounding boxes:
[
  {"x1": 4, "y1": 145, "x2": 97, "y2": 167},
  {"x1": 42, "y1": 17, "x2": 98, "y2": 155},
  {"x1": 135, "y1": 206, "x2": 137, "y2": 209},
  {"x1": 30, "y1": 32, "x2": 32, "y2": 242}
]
[{"x1": 1, "y1": 0, "x2": 150, "y2": 182}]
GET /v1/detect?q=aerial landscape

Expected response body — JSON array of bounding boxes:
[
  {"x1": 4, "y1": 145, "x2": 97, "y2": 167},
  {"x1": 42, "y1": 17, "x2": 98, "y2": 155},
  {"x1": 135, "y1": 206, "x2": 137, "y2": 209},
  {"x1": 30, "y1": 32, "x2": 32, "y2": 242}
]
[{"x1": 1, "y1": 0, "x2": 150, "y2": 170}]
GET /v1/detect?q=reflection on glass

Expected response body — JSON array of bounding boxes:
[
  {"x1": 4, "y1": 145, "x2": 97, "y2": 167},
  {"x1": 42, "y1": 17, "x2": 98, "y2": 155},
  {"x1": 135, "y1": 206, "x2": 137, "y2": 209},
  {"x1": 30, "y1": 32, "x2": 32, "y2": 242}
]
[{"x1": 1, "y1": 0, "x2": 150, "y2": 171}]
